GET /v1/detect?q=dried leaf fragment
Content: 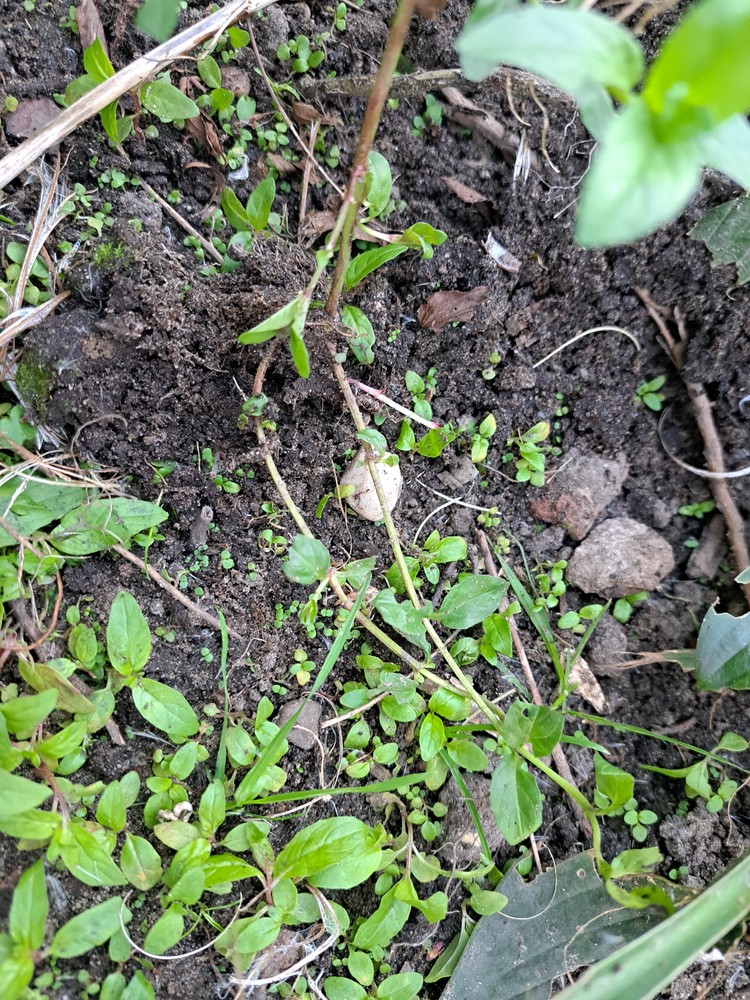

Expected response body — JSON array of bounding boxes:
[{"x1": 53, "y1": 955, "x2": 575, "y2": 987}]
[
  {"x1": 443, "y1": 176, "x2": 489, "y2": 205},
  {"x1": 418, "y1": 287, "x2": 489, "y2": 331},
  {"x1": 415, "y1": 0, "x2": 450, "y2": 17},
  {"x1": 569, "y1": 657, "x2": 607, "y2": 713},
  {"x1": 77, "y1": 0, "x2": 109, "y2": 55}
]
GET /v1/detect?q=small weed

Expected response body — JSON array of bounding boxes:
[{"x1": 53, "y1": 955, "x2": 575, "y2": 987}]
[
  {"x1": 613, "y1": 591, "x2": 648, "y2": 624},
  {"x1": 481, "y1": 351, "x2": 502, "y2": 381},
  {"x1": 504, "y1": 421, "x2": 554, "y2": 487},
  {"x1": 412, "y1": 93, "x2": 444, "y2": 138},
  {"x1": 679, "y1": 499, "x2": 716, "y2": 519},
  {"x1": 277, "y1": 34, "x2": 327, "y2": 74},
  {"x1": 470, "y1": 414, "x2": 497, "y2": 464},
  {"x1": 623, "y1": 798, "x2": 659, "y2": 842},
  {"x1": 635, "y1": 375, "x2": 667, "y2": 411}
]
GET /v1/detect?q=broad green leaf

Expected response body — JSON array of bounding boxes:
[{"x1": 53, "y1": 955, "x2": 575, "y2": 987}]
[
  {"x1": 9, "y1": 859, "x2": 48, "y2": 950},
  {"x1": 342, "y1": 305, "x2": 376, "y2": 365},
  {"x1": 576, "y1": 98, "x2": 702, "y2": 247},
  {"x1": 324, "y1": 977, "x2": 368, "y2": 1000},
  {"x1": 121, "y1": 970, "x2": 154, "y2": 999},
  {"x1": 352, "y1": 885, "x2": 410, "y2": 950},
  {"x1": 643, "y1": 0, "x2": 750, "y2": 132},
  {"x1": 245, "y1": 175, "x2": 276, "y2": 231},
  {"x1": 435, "y1": 575, "x2": 507, "y2": 629},
  {"x1": 50, "y1": 896, "x2": 127, "y2": 957},
  {"x1": 377, "y1": 972, "x2": 424, "y2": 999},
  {"x1": 83, "y1": 38, "x2": 115, "y2": 82},
  {"x1": 131, "y1": 679, "x2": 200, "y2": 741},
  {"x1": 446, "y1": 739, "x2": 488, "y2": 772},
  {"x1": 141, "y1": 80, "x2": 199, "y2": 122},
  {"x1": 199, "y1": 781, "x2": 226, "y2": 835},
  {"x1": 399, "y1": 222, "x2": 448, "y2": 253},
  {"x1": 428, "y1": 687, "x2": 472, "y2": 721},
  {"x1": 345, "y1": 244, "x2": 409, "y2": 290},
  {"x1": 238, "y1": 295, "x2": 309, "y2": 344},
  {"x1": 490, "y1": 754, "x2": 543, "y2": 845},
  {"x1": 106, "y1": 591, "x2": 151, "y2": 675},
  {"x1": 274, "y1": 817, "x2": 383, "y2": 885},
  {"x1": 167, "y1": 867, "x2": 205, "y2": 906},
  {"x1": 197, "y1": 53, "x2": 222, "y2": 89},
  {"x1": 365, "y1": 150, "x2": 392, "y2": 217},
  {"x1": 0, "y1": 807, "x2": 60, "y2": 840},
  {"x1": 221, "y1": 186, "x2": 250, "y2": 231},
  {"x1": 0, "y1": 769, "x2": 52, "y2": 820},
  {"x1": 37, "y1": 720, "x2": 87, "y2": 760},
  {"x1": 593, "y1": 752, "x2": 634, "y2": 813},
  {"x1": 283, "y1": 534, "x2": 330, "y2": 584},
  {"x1": 153, "y1": 820, "x2": 201, "y2": 851},
  {"x1": 419, "y1": 713, "x2": 445, "y2": 762},
  {"x1": 0, "y1": 956, "x2": 34, "y2": 1000},
  {"x1": 503, "y1": 702, "x2": 564, "y2": 757},
  {"x1": 694, "y1": 115, "x2": 750, "y2": 191},
  {"x1": 0, "y1": 475, "x2": 86, "y2": 546},
  {"x1": 96, "y1": 780, "x2": 127, "y2": 832},
  {"x1": 121, "y1": 833, "x2": 163, "y2": 890},
  {"x1": 457, "y1": 5, "x2": 644, "y2": 136},
  {"x1": 428, "y1": 535, "x2": 467, "y2": 564},
  {"x1": 690, "y1": 194, "x2": 750, "y2": 285},
  {"x1": 51, "y1": 498, "x2": 167, "y2": 555},
  {"x1": 373, "y1": 589, "x2": 430, "y2": 655},
  {"x1": 0, "y1": 688, "x2": 58, "y2": 738},
  {"x1": 201, "y1": 854, "x2": 261, "y2": 888},
  {"x1": 169, "y1": 741, "x2": 198, "y2": 780},
  {"x1": 347, "y1": 950, "x2": 374, "y2": 986},
  {"x1": 144, "y1": 907, "x2": 184, "y2": 955},
  {"x1": 234, "y1": 916, "x2": 281, "y2": 954},
  {"x1": 289, "y1": 328, "x2": 310, "y2": 378},
  {"x1": 695, "y1": 604, "x2": 750, "y2": 690},
  {"x1": 135, "y1": 0, "x2": 180, "y2": 40},
  {"x1": 61, "y1": 825, "x2": 126, "y2": 887}
]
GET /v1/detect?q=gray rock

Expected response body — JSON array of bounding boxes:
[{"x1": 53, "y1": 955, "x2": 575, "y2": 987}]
[
  {"x1": 277, "y1": 698, "x2": 322, "y2": 750},
  {"x1": 566, "y1": 517, "x2": 675, "y2": 598},
  {"x1": 529, "y1": 447, "x2": 628, "y2": 540},
  {"x1": 585, "y1": 614, "x2": 629, "y2": 673}
]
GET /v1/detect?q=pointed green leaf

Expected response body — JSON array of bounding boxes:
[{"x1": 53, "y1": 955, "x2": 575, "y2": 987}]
[
  {"x1": 9, "y1": 859, "x2": 48, "y2": 950},
  {"x1": 490, "y1": 754, "x2": 543, "y2": 845},
  {"x1": 435, "y1": 575, "x2": 507, "y2": 630},
  {"x1": 121, "y1": 833, "x2": 163, "y2": 891},
  {"x1": 131, "y1": 679, "x2": 199, "y2": 741}
]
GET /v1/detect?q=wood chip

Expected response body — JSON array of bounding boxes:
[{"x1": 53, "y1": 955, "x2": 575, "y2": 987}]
[
  {"x1": 77, "y1": 0, "x2": 109, "y2": 55},
  {"x1": 417, "y1": 286, "x2": 489, "y2": 331},
  {"x1": 569, "y1": 656, "x2": 608, "y2": 713},
  {"x1": 442, "y1": 176, "x2": 488, "y2": 205}
]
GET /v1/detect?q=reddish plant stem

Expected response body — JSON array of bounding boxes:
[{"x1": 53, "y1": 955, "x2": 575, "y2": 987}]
[{"x1": 325, "y1": 0, "x2": 418, "y2": 316}]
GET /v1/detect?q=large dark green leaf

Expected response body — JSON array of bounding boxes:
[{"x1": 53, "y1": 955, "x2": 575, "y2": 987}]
[{"x1": 695, "y1": 604, "x2": 750, "y2": 689}]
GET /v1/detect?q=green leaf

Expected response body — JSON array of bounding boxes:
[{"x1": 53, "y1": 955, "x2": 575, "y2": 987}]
[
  {"x1": 9, "y1": 859, "x2": 48, "y2": 950},
  {"x1": 140, "y1": 81, "x2": 199, "y2": 122},
  {"x1": 289, "y1": 328, "x2": 311, "y2": 379},
  {"x1": 221, "y1": 186, "x2": 251, "y2": 231},
  {"x1": 342, "y1": 305, "x2": 376, "y2": 365},
  {"x1": 83, "y1": 38, "x2": 115, "y2": 82},
  {"x1": 50, "y1": 896, "x2": 127, "y2": 957},
  {"x1": 51, "y1": 498, "x2": 168, "y2": 555},
  {"x1": 169, "y1": 742, "x2": 198, "y2": 780},
  {"x1": 198, "y1": 781, "x2": 226, "y2": 835},
  {"x1": 0, "y1": 807, "x2": 61, "y2": 840},
  {"x1": 233, "y1": 915, "x2": 281, "y2": 954},
  {"x1": 238, "y1": 295, "x2": 309, "y2": 344},
  {"x1": 96, "y1": 780, "x2": 127, "y2": 832},
  {"x1": 144, "y1": 907, "x2": 184, "y2": 955},
  {"x1": 0, "y1": 769, "x2": 52, "y2": 820},
  {"x1": 197, "y1": 53, "x2": 222, "y2": 89},
  {"x1": 121, "y1": 833, "x2": 163, "y2": 891},
  {"x1": 201, "y1": 854, "x2": 261, "y2": 889},
  {"x1": 503, "y1": 702, "x2": 564, "y2": 757},
  {"x1": 245, "y1": 175, "x2": 276, "y2": 232},
  {"x1": 345, "y1": 244, "x2": 409, "y2": 290},
  {"x1": 121, "y1": 970, "x2": 154, "y2": 999},
  {"x1": 352, "y1": 884, "x2": 410, "y2": 950},
  {"x1": 694, "y1": 115, "x2": 750, "y2": 190},
  {"x1": 0, "y1": 688, "x2": 58, "y2": 738},
  {"x1": 0, "y1": 957, "x2": 34, "y2": 1000},
  {"x1": 373, "y1": 589, "x2": 430, "y2": 655},
  {"x1": 325, "y1": 977, "x2": 368, "y2": 1000},
  {"x1": 690, "y1": 194, "x2": 750, "y2": 285},
  {"x1": 643, "y1": 0, "x2": 750, "y2": 132},
  {"x1": 435, "y1": 575, "x2": 507, "y2": 629},
  {"x1": 132, "y1": 679, "x2": 200, "y2": 741},
  {"x1": 593, "y1": 752, "x2": 634, "y2": 813},
  {"x1": 283, "y1": 534, "x2": 330, "y2": 585},
  {"x1": 419, "y1": 713, "x2": 445, "y2": 762},
  {"x1": 695, "y1": 604, "x2": 750, "y2": 690},
  {"x1": 490, "y1": 754, "x2": 543, "y2": 845},
  {"x1": 61, "y1": 825, "x2": 127, "y2": 887},
  {"x1": 135, "y1": 0, "x2": 180, "y2": 41},
  {"x1": 274, "y1": 817, "x2": 384, "y2": 886},
  {"x1": 377, "y1": 972, "x2": 424, "y2": 1000},
  {"x1": 428, "y1": 535, "x2": 467, "y2": 564},
  {"x1": 365, "y1": 150, "x2": 392, "y2": 218},
  {"x1": 576, "y1": 98, "x2": 702, "y2": 247},
  {"x1": 0, "y1": 474, "x2": 86, "y2": 547},
  {"x1": 106, "y1": 591, "x2": 151, "y2": 675},
  {"x1": 457, "y1": 5, "x2": 644, "y2": 136},
  {"x1": 446, "y1": 739, "x2": 488, "y2": 772}
]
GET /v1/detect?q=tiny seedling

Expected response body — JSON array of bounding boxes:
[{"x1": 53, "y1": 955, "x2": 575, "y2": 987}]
[
  {"x1": 412, "y1": 93, "x2": 444, "y2": 138},
  {"x1": 635, "y1": 375, "x2": 667, "y2": 411},
  {"x1": 679, "y1": 499, "x2": 716, "y2": 519},
  {"x1": 504, "y1": 421, "x2": 554, "y2": 487},
  {"x1": 622, "y1": 797, "x2": 659, "y2": 843},
  {"x1": 470, "y1": 414, "x2": 497, "y2": 464},
  {"x1": 612, "y1": 591, "x2": 648, "y2": 624}
]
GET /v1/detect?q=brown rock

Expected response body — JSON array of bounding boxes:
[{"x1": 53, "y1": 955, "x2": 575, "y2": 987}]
[
  {"x1": 529, "y1": 448, "x2": 628, "y2": 540},
  {"x1": 566, "y1": 517, "x2": 675, "y2": 598},
  {"x1": 6, "y1": 97, "x2": 60, "y2": 139}
]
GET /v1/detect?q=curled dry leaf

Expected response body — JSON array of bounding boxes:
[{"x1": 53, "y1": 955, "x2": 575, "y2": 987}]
[
  {"x1": 340, "y1": 447, "x2": 403, "y2": 522},
  {"x1": 418, "y1": 286, "x2": 489, "y2": 331},
  {"x1": 484, "y1": 229, "x2": 522, "y2": 273},
  {"x1": 569, "y1": 656, "x2": 608, "y2": 714},
  {"x1": 292, "y1": 101, "x2": 342, "y2": 127},
  {"x1": 442, "y1": 176, "x2": 490, "y2": 205},
  {"x1": 77, "y1": 0, "x2": 109, "y2": 55}
]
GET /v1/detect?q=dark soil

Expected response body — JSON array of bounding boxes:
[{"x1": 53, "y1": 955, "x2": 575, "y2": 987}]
[{"x1": 2, "y1": 1, "x2": 750, "y2": 998}]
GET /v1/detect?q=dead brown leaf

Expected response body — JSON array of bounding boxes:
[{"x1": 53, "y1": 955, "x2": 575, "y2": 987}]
[
  {"x1": 292, "y1": 101, "x2": 342, "y2": 127},
  {"x1": 417, "y1": 287, "x2": 489, "y2": 331},
  {"x1": 569, "y1": 657, "x2": 608, "y2": 713},
  {"x1": 184, "y1": 113, "x2": 224, "y2": 161},
  {"x1": 442, "y1": 177, "x2": 488, "y2": 205},
  {"x1": 77, "y1": 0, "x2": 109, "y2": 55},
  {"x1": 415, "y1": 0, "x2": 450, "y2": 18}
]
